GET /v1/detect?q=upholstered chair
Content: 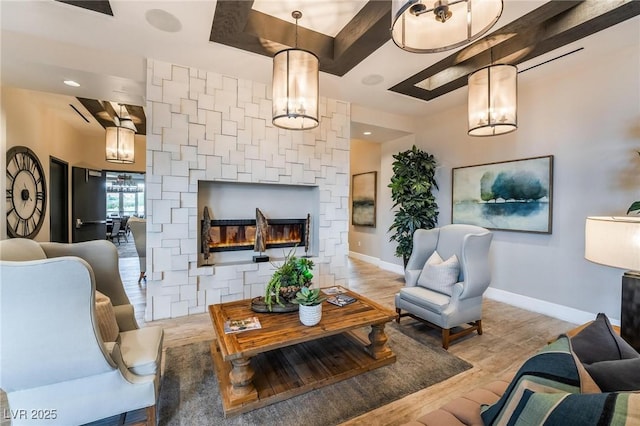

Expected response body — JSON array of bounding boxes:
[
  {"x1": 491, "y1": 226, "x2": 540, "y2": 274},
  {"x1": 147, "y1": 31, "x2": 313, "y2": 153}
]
[
  {"x1": 395, "y1": 224, "x2": 493, "y2": 349},
  {"x1": 0, "y1": 238, "x2": 162, "y2": 425},
  {"x1": 128, "y1": 217, "x2": 147, "y2": 283}
]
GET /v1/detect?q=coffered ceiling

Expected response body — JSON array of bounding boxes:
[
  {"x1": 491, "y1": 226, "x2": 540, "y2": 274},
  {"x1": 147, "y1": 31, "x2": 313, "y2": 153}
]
[{"x1": 1, "y1": 1, "x2": 639, "y2": 138}]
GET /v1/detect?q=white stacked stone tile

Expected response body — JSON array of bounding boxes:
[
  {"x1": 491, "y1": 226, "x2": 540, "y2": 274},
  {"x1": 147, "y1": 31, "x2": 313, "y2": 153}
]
[{"x1": 145, "y1": 59, "x2": 350, "y2": 321}]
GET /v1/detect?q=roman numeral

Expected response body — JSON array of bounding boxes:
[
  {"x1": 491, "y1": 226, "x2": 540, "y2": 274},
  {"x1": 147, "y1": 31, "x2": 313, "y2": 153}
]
[
  {"x1": 19, "y1": 218, "x2": 31, "y2": 236},
  {"x1": 15, "y1": 153, "x2": 25, "y2": 170},
  {"x1": 6, "y1": 189, "x2": 13, "y2": 200},
  {"x1": 36, "y1": 191, "x2": 44, "y2": 201}
]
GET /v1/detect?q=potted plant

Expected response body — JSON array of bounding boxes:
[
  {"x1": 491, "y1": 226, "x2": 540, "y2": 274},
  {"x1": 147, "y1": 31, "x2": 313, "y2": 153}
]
[
  {"x1": 388, "y1": 145, "x2": 439, "y2": 266},
  {"x1": 263, "y1": 248, "x2": 314, "y2": 311},
  {"x1": 291, "y1": 286, "x2": 326, "y2": 326}
]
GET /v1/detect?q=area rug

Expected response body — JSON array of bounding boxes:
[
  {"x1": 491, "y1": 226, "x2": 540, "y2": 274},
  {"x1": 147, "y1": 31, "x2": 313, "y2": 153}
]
[{"x1": 157, "y1": 325, "x2": 472, "y2": 426}]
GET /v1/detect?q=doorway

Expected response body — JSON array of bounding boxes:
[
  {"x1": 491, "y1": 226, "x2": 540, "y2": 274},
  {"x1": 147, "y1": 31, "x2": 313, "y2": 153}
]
[
  {"x1": 72, "y1": 167, "x2": 107, "y2": 242},
  {"x1": 49, "y1": 156, "x2": 69, "y2": 242}
]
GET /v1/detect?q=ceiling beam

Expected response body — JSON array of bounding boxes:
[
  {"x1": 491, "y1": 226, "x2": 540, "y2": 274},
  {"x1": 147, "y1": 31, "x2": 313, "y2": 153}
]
[
  {"x1": 55, "y1": 0, "x2": 113, "y2": 16},
  {"x1": 77, "y1": 98, "x2": 147, "y2": 136},
  {"x1": 210, "y1": 1, "x2": 392, "y2": 77}
]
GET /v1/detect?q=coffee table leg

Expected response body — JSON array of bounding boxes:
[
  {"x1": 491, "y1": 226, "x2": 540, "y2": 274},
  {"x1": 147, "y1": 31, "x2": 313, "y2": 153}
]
[
  {"x1": 228, "y1": 357, "x2": 258, "y2": 404},
  {"x1": 366, "y1": 323, "x2": 392, "y2": 360}
]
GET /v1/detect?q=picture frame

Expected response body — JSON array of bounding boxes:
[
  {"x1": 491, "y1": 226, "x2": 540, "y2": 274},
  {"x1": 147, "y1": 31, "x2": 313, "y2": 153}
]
[
  {"x1": 452, "y1": 156, "x2": 553, "y2": 233},
  {"x1": 352, "y1": 171, "x2": 377, "y2": 227}
]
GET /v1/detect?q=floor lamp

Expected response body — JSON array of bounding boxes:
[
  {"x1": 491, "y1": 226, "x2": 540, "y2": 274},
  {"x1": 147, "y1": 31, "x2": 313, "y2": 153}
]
[{"x1": 585, "y1": 216, "x2": 640, "y2": 350}]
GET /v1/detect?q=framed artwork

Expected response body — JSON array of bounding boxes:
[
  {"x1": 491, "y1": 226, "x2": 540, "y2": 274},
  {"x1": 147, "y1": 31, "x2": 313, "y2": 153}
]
[
  {"x1": 352, "y1": 171, "x2": 377, "y2": 227},
  {"x1": 452, "y1": 156, "x2": 553, "y2": 233}
]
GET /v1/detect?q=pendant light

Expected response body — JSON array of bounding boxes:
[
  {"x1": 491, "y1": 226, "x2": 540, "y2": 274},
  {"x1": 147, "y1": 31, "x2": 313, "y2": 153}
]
[
  {"x1": 391, "y1": 0, "x2": 503, "y2": 53},
  {"x1": 272, "y1": 11, "x2": 319, "y2": 130},
  {"x1": 467, "y1": 50, "x2": 517, "y2": 137},
  {"x1": 105, "y1": 104, "x2": 135, "y2": 163}
]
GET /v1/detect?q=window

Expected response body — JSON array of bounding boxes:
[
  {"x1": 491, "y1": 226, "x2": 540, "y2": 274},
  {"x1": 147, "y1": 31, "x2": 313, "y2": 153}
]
[{"x1": 106, "y1": 172, "x2": 145, "y2": 218}]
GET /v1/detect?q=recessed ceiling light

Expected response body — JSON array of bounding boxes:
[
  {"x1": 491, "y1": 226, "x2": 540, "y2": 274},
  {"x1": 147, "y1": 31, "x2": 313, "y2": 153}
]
[
  {"x1": 363, "y1": 131, "x2": 372, "y2": 136},
  {"x1": 63, "y1": 80, "x2": 80, "y2": 87},
  {"x1": 145, "y1": 9, "x2": 182, "y2": 32},
  {"x1": 361, "y1": 74, "x2": 384, "y2": 86}
]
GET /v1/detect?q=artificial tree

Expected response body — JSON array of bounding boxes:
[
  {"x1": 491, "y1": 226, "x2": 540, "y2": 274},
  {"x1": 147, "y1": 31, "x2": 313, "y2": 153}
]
[{"x1": 388, "y1": 145, "x2": 439, "y2": 266}]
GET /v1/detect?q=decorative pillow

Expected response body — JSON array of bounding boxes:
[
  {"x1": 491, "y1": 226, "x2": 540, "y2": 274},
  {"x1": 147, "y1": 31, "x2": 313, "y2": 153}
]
[
  {"x1": 570, "y1": 313, "x2": 639, "y2": 364},
  {"x1": 94, "y1": 291, "x2": 120, "y2": 342},
  {"x1": 495, "y1": 390, "x2": 640, "y2": 425},
  {"x1": 417, "y1": 251, "x2": 460, "y2": 296},
  {"x1": 481, "y1": 336, "x2": 600, "y2": 425},
  {"x1": 585, "y1": 357, "x2": 640, "y2": 392}
]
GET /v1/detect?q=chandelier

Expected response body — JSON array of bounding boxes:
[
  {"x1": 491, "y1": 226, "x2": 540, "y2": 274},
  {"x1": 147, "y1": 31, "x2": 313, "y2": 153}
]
[
  {"x1": 105, "y1": 104, "x2": 135, "y2": 163},
  {"x1": 391, "y1": 0, "x2": 503, "y2": 53},
  {"x1": 467, "y1": 61, "x2": 517, "y2": 137},
  {"x1": 272, "y1": 11, "x2": 319, "y2": 130}
]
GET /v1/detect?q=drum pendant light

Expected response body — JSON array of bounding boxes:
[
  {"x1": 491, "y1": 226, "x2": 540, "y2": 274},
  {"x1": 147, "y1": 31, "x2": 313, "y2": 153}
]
[
  {"x1": 391, "y1": 0, "x2": 503, "y2": 53},
  {"x1": 272, "y1": 11, "x2": 320, "y2": 130},
  {"x1": 105, "y1": 104, "x2": 136, "y2": 163}
]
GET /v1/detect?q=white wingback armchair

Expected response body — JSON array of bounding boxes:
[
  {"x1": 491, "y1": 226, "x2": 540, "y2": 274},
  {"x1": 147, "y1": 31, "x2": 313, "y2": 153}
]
[
  {"x1": 395, "y1": 224, "x2": 493, "y2": 349},
  {"x1": 0, "y1": 238, "x2": 163, "y2": 425}
]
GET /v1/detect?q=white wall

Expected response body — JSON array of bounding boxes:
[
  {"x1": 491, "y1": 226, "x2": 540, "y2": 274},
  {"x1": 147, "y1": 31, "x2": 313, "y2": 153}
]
[
  {"x1": 349, "y1": 139, "x2": 381, "y2": 259},
  {"x1": 375, "y1": 41, "x2": 640, "y2": 323}
]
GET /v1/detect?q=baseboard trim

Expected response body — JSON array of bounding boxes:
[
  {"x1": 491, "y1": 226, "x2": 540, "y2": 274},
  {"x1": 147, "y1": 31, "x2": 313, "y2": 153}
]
[
  {"x1": 379, "y1": 260, "x2": 404, "y2": 275},
  {"x1": 348, "y1": 251, "x2": 380, "y2": 267},
  {"x1": 484, "y1": 287, "x2": 619, "y2": 326},
  {"x1": 348, "y1": 251, "x2": 404, "y2": 275},
  {"x1": 348, "y1": 251, "x2": 615, "y2": 326}
]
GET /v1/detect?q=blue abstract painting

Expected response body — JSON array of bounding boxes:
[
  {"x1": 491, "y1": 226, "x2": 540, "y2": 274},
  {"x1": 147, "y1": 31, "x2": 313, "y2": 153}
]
[{"x1": 452, "y1": 156, "x2": 553, "y2": 233}]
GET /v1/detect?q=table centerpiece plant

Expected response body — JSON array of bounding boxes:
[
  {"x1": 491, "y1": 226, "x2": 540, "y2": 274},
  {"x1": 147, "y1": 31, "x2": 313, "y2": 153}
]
[{"x1": 263, "y1": 247, "x2": 314, "y2": 311}]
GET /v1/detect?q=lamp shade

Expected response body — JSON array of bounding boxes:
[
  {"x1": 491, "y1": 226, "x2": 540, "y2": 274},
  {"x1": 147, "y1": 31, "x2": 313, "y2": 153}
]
[
  {"x1": 391, "y1": 0, "x2": 503, "y2": 53},
  {"x1": 105, "y1": 125, "x2": 135, "y2": 164},
  {"x1": 272, "y1": 48, "x2": 319, "y2": 130},
  {"x1": 468, "y1": 64, "x2": 517, "y2": 137},
  {"x1": 585, "y1": 216, "x2": 640, "y2": 271}
]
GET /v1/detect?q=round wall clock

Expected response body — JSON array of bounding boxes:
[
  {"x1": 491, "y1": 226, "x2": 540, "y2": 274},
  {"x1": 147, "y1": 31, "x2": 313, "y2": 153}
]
[{"x1": 6, "y1": 146, "x2": 47, "y2": 239}]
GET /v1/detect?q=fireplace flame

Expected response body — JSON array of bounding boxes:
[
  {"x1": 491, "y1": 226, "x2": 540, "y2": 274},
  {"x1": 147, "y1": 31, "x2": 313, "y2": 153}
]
[{"x1": 207, "y1": 222, "x2": 304, "y2": 251}]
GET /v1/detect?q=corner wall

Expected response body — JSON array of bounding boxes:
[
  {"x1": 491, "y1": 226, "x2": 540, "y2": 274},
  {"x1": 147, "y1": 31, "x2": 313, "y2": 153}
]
[
  {"x1": 145, "y1": 59, "x2": 350, "y2": 320},
  {"x1": 349, "y1": 139, "x2": 381, "y2": 260}
]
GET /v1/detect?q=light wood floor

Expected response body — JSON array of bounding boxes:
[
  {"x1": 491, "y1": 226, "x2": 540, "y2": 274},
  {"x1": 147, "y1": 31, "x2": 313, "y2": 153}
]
[{"x1": 119, "y1": 256, "x2": 578, "y2": 425}]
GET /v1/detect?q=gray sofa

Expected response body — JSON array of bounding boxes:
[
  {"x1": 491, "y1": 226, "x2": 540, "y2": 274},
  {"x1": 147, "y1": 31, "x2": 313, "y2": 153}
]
[{"x1": 0, "y1": 238, "x2": 163, "y2": 425}]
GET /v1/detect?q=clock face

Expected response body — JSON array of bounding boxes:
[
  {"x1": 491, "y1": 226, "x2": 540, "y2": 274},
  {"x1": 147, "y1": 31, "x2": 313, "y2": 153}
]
[{"x1": 6, "y1": 146, "x2": 47, "y2": 239}]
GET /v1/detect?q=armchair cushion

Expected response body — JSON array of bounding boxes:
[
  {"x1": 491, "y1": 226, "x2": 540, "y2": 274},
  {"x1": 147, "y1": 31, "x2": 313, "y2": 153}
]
[
  {"x1": 417, "y1": 251, "x2": 460, "y2": 296},
  {"x1": 119, "y1": 326, "x2": 163, "y2": 376},
  {"x1": 398, "y1": 286, "x2": 450, "y2": 314}
]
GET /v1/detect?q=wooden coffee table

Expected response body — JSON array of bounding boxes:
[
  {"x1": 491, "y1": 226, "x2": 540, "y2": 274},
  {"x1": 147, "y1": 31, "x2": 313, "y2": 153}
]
[{"x1": 208, "y1": 286, "x2": 397, "y2": 416}]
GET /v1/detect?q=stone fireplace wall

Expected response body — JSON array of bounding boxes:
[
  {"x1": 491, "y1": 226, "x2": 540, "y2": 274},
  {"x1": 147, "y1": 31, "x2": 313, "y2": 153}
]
[{"x1": 145, "y1": 59, "x2": 350, "y2": 320}]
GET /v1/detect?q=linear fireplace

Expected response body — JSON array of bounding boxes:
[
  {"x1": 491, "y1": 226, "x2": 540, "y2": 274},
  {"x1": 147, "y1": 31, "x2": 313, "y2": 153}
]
[{"x1": 203, "y1": 219, "x2": 306, "y2": 253}]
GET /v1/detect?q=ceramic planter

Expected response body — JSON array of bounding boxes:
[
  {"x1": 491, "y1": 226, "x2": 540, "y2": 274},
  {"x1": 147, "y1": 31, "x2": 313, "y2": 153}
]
[{"x1": 299, "y1": 303, "x2": 322, "y2": 326}]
